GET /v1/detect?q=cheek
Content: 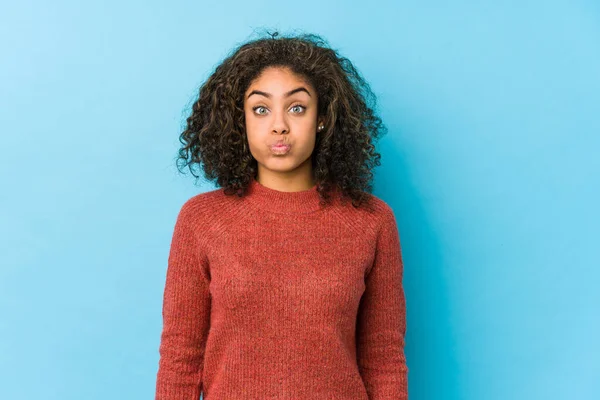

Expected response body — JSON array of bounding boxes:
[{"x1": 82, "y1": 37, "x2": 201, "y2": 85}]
[
  {"x1": 244, "y1": 113, "x2": 260, "y2": 139},
  {"x1": 297, "y1": 135, "x2": 317, "y2": 154},
  {"x1": 244, "y1": 117, "x2": 266, "y2": 157}
]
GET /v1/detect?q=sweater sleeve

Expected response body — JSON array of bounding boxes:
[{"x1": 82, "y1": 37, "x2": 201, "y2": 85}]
[
  {"x1": 155, "y1": 200, "x2": 211, "y2": 400},
  {"x1": 356, "y1": 206, "x2": 409, "y2": 399}
]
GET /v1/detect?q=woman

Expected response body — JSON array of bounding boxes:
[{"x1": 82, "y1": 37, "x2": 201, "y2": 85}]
[{"x1": 155, "y1": 30, "x2": 408, "y2": 400}]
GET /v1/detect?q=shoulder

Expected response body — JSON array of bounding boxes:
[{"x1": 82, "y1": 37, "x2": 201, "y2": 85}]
[
  {"x1": 330, "y1": 191, "x2": 397, "y2": 238},
  {"x1": 356, "y1": 193, "x2": 398, "y2": 238},
  {"x1": 180, "y1": 186, "x2": 223, "y2": 210},
  {"x1": 170, "y1": 187, "x2": 235, "y2": 249},
  {"x1": 176, "y1": 185, "x2": 250, "y2": 227},
  {"x1": 176, "y1": 186, "x2": 231, "y2": 220},
  {"x1": 367, "y1": 193, "x2": 395, "y2": 217},
  {"x1": 350, "y1": 191, "x2": 396, "y2": 226}
]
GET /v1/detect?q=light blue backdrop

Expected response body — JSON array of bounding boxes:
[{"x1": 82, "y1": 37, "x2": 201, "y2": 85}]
[{"x1": 1, "y1": 1, "x2": 598, "y2": 399}]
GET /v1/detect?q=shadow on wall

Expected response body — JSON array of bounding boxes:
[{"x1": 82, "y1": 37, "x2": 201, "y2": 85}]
[{"x1": 375, "y1": 124, "x2": 461, "y2": 400}]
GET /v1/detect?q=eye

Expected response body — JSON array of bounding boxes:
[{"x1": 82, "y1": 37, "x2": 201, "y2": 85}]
[
  {"x1": 290, "y1": 104, "x2": 306, "y2": 114},
  {"x1": 252, "y1": 106, "x2": 268, "y2": 115}
]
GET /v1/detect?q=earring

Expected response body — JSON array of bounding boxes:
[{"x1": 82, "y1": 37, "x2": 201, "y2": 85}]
[{"x1": 317, "y1": 124, "x2": 324, "y2": 132}]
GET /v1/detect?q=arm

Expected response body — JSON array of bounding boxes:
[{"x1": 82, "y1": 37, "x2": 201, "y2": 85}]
[
  {"x1": 155, "y1": 199, "x2": 211, "y2": 400},
  {"x1": 356, "y1": 206, "x2": 409, "y2": 399}
]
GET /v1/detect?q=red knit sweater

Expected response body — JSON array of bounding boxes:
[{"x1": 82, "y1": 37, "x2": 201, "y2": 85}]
[{"x1": 155, "y1": 178, "x2": 408, "y2": 399}]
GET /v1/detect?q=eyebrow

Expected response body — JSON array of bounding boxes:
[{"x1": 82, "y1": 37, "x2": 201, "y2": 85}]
[{"x1": 246, "y1": 86, "x2": 312, "y2": 99}]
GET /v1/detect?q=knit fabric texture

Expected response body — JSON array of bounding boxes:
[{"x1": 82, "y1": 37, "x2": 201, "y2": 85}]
[{"x1": 155, "y1": 177, "x2": 408, "y2": 399}]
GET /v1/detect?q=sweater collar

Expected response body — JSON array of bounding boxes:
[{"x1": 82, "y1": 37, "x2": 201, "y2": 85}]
[{"x1": 245, "y1": 177, "x2": 324, "y2": 214}]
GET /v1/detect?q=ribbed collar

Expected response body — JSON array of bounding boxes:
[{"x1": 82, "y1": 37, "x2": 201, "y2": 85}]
[{"x1": 245, "y1": 177, "x2": 324, "y2": 214}]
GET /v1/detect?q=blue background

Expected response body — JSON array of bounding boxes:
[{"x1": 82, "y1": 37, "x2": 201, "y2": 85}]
[{"x1": 1, "y1": 1, "x2": 598, "y2": 399}]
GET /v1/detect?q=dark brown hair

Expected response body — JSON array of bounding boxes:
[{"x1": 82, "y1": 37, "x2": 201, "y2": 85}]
[{"x1": 176, "y1": 29, "x2": 388, "y2": 208}]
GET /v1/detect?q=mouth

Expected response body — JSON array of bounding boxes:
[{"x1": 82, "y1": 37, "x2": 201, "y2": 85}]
[{"x1": 269, "y1": 143, "x2": 291, "y2": 155}]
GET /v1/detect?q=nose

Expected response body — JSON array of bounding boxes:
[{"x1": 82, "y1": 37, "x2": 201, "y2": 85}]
[{"x1": 271, "y1": 109, "x2": 289, "y2": 134}]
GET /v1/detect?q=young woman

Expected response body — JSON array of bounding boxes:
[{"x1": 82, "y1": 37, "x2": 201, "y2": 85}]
[{"x1": 155, "y1": 31, "x2": 408, "y2": 400}]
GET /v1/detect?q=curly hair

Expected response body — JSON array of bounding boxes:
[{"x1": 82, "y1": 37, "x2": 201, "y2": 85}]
[{"x1": 176, "y1": 29, "x2": 388, "y2": 209}]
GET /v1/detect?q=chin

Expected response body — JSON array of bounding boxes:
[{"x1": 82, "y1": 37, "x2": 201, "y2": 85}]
[
  {"x1": 261, "y1": 153, "x2": 313, "y2": 172},
  {"x1": 262, "y1": 160, "x2": 300, "y2": 172}
]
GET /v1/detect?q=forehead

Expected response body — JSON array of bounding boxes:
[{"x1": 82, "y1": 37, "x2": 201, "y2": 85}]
[{"x1": 245, "y1": 66, "x2": 314, "y2": 94}]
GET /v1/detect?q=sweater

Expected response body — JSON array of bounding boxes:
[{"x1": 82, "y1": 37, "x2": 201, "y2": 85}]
[{"x1": 154, "y1": 177, "x2": 408, "y2": 399}]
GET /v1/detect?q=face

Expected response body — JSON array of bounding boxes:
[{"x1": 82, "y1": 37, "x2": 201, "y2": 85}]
[{"x1": 243, "y1": 66, "x2": 323, "y2": 183}]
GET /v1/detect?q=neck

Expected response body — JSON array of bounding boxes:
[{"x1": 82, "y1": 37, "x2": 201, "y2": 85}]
[{"x1": 244, "y1": 176, "x2": 323, "y2": 214}]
